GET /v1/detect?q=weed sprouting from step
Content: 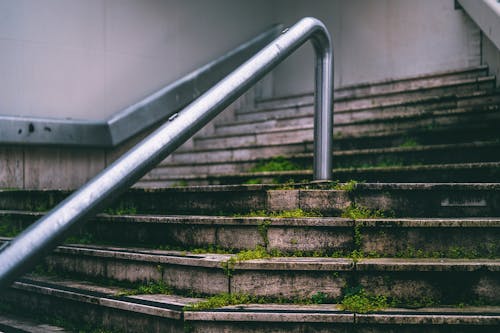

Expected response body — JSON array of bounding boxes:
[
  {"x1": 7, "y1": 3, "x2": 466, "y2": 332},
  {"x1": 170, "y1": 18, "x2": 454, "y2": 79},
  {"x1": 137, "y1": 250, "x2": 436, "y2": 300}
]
[
  {"x1": 0, "y1": 216, "x2": 22, "y2": 237},
  {"x1": 117, "y1": 280, "x2": 172, "y2": 296},
  {"x1": 244, "y1": 178, "x2": 263, "y2": 185},
  {"x1": 340, "y1": 288, "x2": 388, "y2": 313},
  {"x1": 249, "y1": 156, "x2": 304, "y2": 173},
  {"x1": 65, "y1": 231, "x2": 95, "y2": 245},
  {"x1": 311, "y1": 291, "x2": 329, "y2": 304},
  {"x1": 332, "y1": 179, "x2": 359, "y2": 192},
  {"x1": 184, "y1": 292, "x2": 337, "y2": 311},
  {"x1": 353, "y1": 224, "x2": 362, "y2": 248},
  {"x1": 235, "y1": 245, "x2": 270, "y2": 261},
  {"x1": 184, "y1": 293, "x2": 256, "y2": 311},
  {"x1": 104, "y1": 202, "x2": 137, "y2": 215},
  {"x1": 341, "y1": 204, "x2": 389, "y2": 219},
  {"x1": 190, "y1": 245, "x2": 233, "y2": 255},
  {"x1": 399, "y1": 137, "x2": 419, "y2": 148},
  {"x1": 257, "y1": 219, "x2": 272, "y2": 247},
  {"x1": 235, "y1": 208, "x2": 322, "y2": 218}
]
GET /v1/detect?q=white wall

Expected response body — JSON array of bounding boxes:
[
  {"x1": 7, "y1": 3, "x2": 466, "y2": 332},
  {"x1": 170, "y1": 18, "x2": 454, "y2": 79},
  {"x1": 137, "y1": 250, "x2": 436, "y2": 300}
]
[
  {"x1": 482, "y1": 34, "x2": 500, "y2": 87},
  {"x1": 0, "y1": 0, "x2": 483, "y2": 120},
  {"x1": 0, "y1": 0, "x2": 274, "y2": 120},
  {"x1": 271, "y1": 0, "x2": 481, "y2": 96}
]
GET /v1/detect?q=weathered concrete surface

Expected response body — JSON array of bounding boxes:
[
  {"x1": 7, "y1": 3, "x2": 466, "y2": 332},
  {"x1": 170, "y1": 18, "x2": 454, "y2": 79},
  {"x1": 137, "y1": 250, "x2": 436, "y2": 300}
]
[
  {"x1": 24, "y1": 146, "x2": 106, "y2": 189},
  {"x1": 358, "y1": 218, "x2": 500, "y2": 257},
  {"x1": 0, "y1": 147, "x2": 23, "y2": 189},
  {"x1": 4, "y1": 211, "x2": 499, "y2": 257},
  {"x1": 46, "y1": 246, "x2": 230, "y2": 295},
  {"x1": 266, "y1": 218, "x2": 353, "y2": 253},
  {"x1": 1, "y1": 278, "x2": 185, "y2": 333},
  {"x1": 255, "y1": 66, "x2": 489, "y2": 109},
  {"x1": 0, "y1": 313, "x2": 70, "y2": 332},
  {"x1": 1, "y1": 275, "x2": 499, "y2": 333}
]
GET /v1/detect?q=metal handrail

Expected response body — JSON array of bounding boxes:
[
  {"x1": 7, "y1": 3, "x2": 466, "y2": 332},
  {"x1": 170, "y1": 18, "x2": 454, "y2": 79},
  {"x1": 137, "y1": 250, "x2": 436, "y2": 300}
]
[{"x1": 0, "y1": 17, "x2": 333, "y2": 289}]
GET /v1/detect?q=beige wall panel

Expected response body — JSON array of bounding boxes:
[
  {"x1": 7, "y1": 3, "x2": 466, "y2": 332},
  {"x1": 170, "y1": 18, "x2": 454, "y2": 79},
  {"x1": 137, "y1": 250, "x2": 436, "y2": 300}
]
[
  {"x1": 0, "y1": 147, "x2": 24, "y2": 189},
  {"x1": 24, "y1": 147, "x2": 105, "y2": 189}
]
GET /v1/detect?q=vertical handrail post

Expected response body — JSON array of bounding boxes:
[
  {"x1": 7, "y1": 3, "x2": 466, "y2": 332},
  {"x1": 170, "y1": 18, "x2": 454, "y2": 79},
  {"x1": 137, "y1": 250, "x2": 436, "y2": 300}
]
[{"x1": 312, "y1": 30, "x2": 334, "y2": 181}]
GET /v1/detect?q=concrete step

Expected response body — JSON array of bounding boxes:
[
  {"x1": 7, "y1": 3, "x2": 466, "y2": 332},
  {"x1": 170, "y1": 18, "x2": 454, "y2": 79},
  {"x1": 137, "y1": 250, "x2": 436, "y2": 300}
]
[
  {"x1": 2, "y1": 212, "x2": 499, "y2": 257},
  {"x1": 216, "y1": 99, "x2": 500, "y2": 137},
  {"x1": 138, "y1": 162, "x2": 500, "y2": 186},
  {"x1": 150, "y1": 141, "x2": 500, "y2": 178},
  {"x1": 0, "y1": 243, "x2": 497, "y2": 304},
  {"x1": 1, "y1": 183, "x2": 499, "y2": 217},
  {"x1": 200, "y1": 105, "x2": 500, "y2": 151},
  {"x1": 0, "y1": 313, "x2": 70, "y2": 333},
  {"x1": 2, "y1": 276, "x2": 498, "y2": 333},
  {"x1": 166, "y1": 121, "x2": 500, "y2": 167},
  {"x1": 243, "y1": 76, "x2": 495, "y2": 119},
  {"x1": 254, "y1": 66, "x2": 490, "y2": 109},
  {"x1": 235, "y1": 89, "x2": 500, "y2": 123}
]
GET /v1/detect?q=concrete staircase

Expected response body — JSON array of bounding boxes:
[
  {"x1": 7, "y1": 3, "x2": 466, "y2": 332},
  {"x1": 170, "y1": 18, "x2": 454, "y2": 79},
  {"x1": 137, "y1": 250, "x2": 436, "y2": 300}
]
[
  {"x1": 138, "y1": 65, "x2": 500, "y2": 186},
  {"x1": 0, "y1": 66, "x2": 499, "y2": 332}
]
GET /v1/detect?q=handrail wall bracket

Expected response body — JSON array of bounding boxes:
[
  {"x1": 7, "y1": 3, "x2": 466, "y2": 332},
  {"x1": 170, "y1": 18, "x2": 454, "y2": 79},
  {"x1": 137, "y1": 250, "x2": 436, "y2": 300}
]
[{"x1": 0, "y1": 17, "x2": 333, "y2": 289}]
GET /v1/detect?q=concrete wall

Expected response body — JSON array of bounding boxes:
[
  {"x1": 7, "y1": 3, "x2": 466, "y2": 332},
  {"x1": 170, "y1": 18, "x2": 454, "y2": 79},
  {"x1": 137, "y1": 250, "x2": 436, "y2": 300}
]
[
  {"x1": 271, "y1": 0, "x2": 481, "y2": 96},
  {"x1": 0, "y1": 0, "x2": 275, "y2": 121},
  {"x1": 0, "y1": 0, "x2": 483, "y2": 121},
  {"x1": 458, "y1": 0, "x2": 500, "y2": 87},
  {"x1": 482, "y1": 34, "x2": 500, "y2": 87}
]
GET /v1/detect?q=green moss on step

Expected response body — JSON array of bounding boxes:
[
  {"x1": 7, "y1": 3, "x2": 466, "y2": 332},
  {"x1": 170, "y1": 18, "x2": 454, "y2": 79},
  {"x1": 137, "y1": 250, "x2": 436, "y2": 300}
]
[
  {"x1": 184, "y1": 293, "x2": 256, "y2": 311},
  {"x1": 249, "y1": 156, "x2": 304, "y2": 173},
  {"x1": 341, "y1": 204, "x2": 388, "y2": 219},
  {"x1": 117, "y1": 280, "x2": 172, "y2": 296},
  {"x1": 235, "y1": 208, "x2": 322, "y2": 218},
  {"x1": 399, "y1": 137, "x2": 419, "y2": 148},
  {"x1": 340, "y1": 288, "x2": 388, "y2": 313},
  {"x1": 104, "y1": 202, "x2": 137, "y2": 215}
]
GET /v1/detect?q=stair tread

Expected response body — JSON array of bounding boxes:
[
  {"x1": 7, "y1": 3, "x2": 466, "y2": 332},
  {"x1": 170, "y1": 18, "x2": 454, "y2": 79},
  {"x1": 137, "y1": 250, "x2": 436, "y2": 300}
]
[
  {"x1": 156, "y1": 141, "x2": 500, "y2": 168},
  {"x1": 10, "y1": 242, "x2": 498, "y2": 271},
  {"x1": 9, "y1": 276, "x2": 500, "y2": 324},
  {"x1": 211, "y1": 103, "x2": 500, "y2": 141},
  {"x1": 256, "y1": 65, "x2": 490, "y2": 104},
  {"x1": 3, "y1": 210, "x2": 500, "y2": 227},
  {"x1": 218, "y1": 101, "x2": 500, "y2": 132},
  {"x1": 250, "y1": 75, "x2": 495, "y2": 108},
  {"x1": 241, "y1": 87, "x2": 495, "y2": 115},
  {"x1": 0, "y1": 313, "x2": 71, "y2": 333}
]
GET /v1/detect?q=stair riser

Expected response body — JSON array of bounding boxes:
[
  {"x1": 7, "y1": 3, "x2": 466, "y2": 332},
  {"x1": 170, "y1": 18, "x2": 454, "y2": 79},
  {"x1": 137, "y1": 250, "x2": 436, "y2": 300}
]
[
  {"x1": 333, "y1": 67, "x2": 489, "y2": 99},
  {"x1": 333, "y1": 79, "x2": 494, "y2": 113},
  {"x1": 236, "y1": 91, "x2": 500, "y2": 124},
  {"x1": 37, "y1": 250, "x2": 499, "y2": 304},
  {"x1": 5, "y1": 214, "x2": 497, "y2": 257},
  {"x1": 335, "y1": 144, "x2": 500, "y2": 169},
  {"x1": 333, "y1": 125, "x2": 500, "y2": 151},
  {"x1": 1, "y1": 185, "x2": 499, "y2": 218},
  {"x1": 151, "y1": 144, "x2": 500, "y2": 178},
  {"x1": 137, "y1": 163, "x2": 500, "y2": 187},
  {"x1": 255, "y1": 68, "x2": 489, "y2": 109},
  {"x1": 218, "y1": 102, "x2": 500, "y2": 136},
  {"x1": 164, "y1": 143, "x2": 312, "y2": 166},
  {"x1": 252, "y1": 78, "x2": 494, "y2": 112},
  {"x1": 197, "y1": 111, "x2": 500, "y2": 151},
  {"x1": 3, "y1": 284, "x2": 498, "y2": 333},
  {"x1": 168, "y1": 122, "x2": 500, "y2": 166},
  {"x1": 187, "y1": 321, "x2": 498, "y2": 333},
  {"x1": 0, "y1": 286, "x2": 183, "y2": 333},
  {"x1": 334, "y1": 165, "x2": 500, "y2": 183}
]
